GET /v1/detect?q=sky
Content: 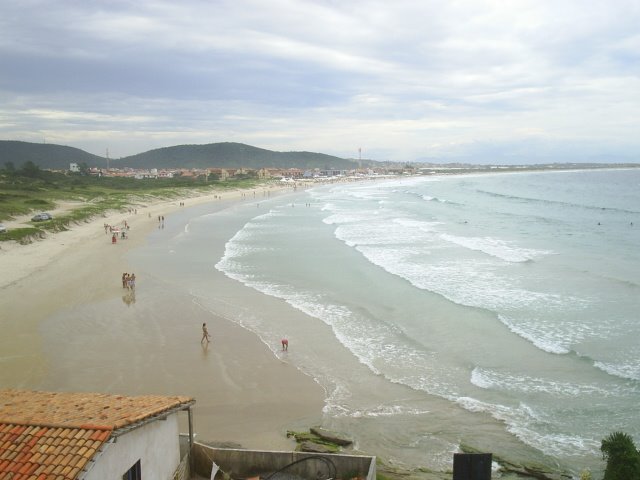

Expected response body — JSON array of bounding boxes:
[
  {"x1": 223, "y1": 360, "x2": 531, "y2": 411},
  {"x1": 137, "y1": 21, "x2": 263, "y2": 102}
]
[{"x1": 1, "y1": 0, "x2": 639, "y2": 164}]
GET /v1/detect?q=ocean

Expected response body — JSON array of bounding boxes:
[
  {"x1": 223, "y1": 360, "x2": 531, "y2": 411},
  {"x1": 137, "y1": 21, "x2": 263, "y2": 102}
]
[{"x1": 141, "y1": 169, "x2": 640, "y2": 477}]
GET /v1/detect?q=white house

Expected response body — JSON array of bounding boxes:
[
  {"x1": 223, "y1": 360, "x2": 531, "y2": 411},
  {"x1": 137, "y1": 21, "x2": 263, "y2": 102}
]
[{"x1": 0, "y1": 389, "x2": 195, "y2": 480}]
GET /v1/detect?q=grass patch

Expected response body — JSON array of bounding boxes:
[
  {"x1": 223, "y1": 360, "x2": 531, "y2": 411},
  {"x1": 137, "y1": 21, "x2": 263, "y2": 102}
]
[
  {"x1": 0, "y1": 168, "x2": 269, "y2": 243},
  {"x1": 1, "y1": 227, "x2": 45, "y2": 244}
]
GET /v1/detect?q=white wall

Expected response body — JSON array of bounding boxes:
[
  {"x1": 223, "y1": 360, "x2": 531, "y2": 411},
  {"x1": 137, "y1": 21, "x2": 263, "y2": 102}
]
[{"x1": 85, "y1": 413, "x2": 181, "y2": 480}]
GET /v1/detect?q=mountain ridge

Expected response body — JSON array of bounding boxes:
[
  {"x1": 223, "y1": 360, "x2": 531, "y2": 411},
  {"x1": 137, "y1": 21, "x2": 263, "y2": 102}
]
[
  {"x1": 0, "y1": 140, "x2": 106, "y2": 170},
  {"x1": 0, "y1": 140, "x2": 359, "y2": 170}
]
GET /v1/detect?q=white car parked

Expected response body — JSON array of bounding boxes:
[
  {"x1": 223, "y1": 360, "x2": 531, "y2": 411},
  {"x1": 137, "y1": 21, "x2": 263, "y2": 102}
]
[{"x1": 31, "y1": 212, "x2": 53, "y2": 222}]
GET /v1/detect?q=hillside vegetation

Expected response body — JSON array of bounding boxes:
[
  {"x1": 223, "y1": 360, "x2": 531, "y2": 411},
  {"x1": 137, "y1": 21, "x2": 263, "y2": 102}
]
[
  {"x1": 120, "y1": 142, "x2": 358, "y2": 170},
  {"x1": 0, "y1": 140, "x2": 358, "y2": 170},
  {"x1": 0, "y1": 141, "x2": 105, "y2": 170}
]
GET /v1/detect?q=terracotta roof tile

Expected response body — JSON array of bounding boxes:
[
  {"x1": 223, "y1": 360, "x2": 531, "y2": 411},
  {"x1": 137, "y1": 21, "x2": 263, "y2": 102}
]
[
  {"x1": 0, "y1": 389, "x2": 194, "y2": 480},
  {"x1": 0, "y1": 390, "x2": 193, "y2": 430}
]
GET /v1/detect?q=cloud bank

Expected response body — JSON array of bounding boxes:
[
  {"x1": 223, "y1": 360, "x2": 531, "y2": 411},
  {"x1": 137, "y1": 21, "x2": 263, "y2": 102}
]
[{"x1": 1, "y1": 0, "x2": 638, "y2": 163}]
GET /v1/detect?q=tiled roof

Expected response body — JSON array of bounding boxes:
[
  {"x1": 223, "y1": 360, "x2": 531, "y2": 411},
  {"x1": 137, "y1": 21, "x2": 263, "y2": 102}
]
[
  {"x1": 0, "y1": 390, "x2": 194, "y2": 480},
  {"x1": 0, "y1": 423, "x2": 109, "y2": 480}
]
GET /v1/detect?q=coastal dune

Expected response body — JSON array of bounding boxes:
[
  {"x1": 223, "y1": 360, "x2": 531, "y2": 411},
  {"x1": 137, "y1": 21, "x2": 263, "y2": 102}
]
[{"x1": 0, "y1": 187, "x2": 324, "y2": 449}]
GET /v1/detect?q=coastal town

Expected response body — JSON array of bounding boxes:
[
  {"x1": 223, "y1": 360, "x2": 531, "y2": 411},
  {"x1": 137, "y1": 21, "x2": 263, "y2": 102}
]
[{"x1": 68, "y1": 161, "x2": 639, "y2": 182}]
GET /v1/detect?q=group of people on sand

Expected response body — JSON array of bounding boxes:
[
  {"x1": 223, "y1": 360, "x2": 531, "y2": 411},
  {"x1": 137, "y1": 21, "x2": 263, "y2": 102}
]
[
  {"x1": 121, "y1": 272, "x2": 136, "y2": 290},
  {"x1": 104, "y1": 221, "x2": 130, "y2": 234},
  {"x1": 106, "y1": 221, "x2": 131, "y2": 243}
]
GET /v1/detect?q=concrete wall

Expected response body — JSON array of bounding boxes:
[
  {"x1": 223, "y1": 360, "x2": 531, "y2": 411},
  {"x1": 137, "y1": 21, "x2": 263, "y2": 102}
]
[
  {"x1": 85, "y1": 414, "x2": 181, "y2": 480},
  {"x1": 192, "y1": 445, "x2": 376, "y2": 480},
  {"x1": 172, "y1": 450, "x2": 191, "y2": 480}
]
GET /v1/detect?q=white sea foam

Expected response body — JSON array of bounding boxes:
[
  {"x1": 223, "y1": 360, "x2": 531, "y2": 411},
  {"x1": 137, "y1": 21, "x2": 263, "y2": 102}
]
[
  {"x1": 498, "y1": 315, "x2": 571, "y2": 354},
  {"x1": 470, "y1": 367, "x2": 613, "y2": 396},
  {"x1": 322, "y1": 212, "x2": 376, "y2": 225},
  {"x1": 336, "y1": 224, "x2": 424, "y2": 247},
  {"x1": 455, "y1": 397, "x2": 599, "y2": 456},
  {"x1": 422, "y1": 195, "x2": 446, "y2": 202},
  {"x1": 320, "y1": 202, "x2": 336, "y2": 212},
  {"x1": 594, "y1": 360, "x2": 640, "y2": 381},
  {"x1": 497, "y1": 314, "x2": 598, "y2": 355},
  {"x1": 357, "y1": 244, "x2": 563, "y2": 314},
  {"x1": 393, "y1": 217, "x2": 442, "y2": 232},
  {"x1": 346, "y1": 405, "x2": 431, "y2": 418},
  {"x1": 440, "y1": 233, "x2": 552, "y2": 263},
  {"x1": 320, "y1": 200, "x2": 569, "y2": 316}
]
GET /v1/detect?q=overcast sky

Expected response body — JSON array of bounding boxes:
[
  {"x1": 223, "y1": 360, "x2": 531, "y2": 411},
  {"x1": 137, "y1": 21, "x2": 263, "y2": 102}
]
[{"x1": 1, "y1": 0, "x2": 638, "y2": 163}]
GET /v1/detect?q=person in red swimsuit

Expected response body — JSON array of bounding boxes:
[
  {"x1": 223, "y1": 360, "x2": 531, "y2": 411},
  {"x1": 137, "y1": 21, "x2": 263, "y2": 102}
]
[{"x1": 281, "y1": 338, "x2": 288, "y2": 351}]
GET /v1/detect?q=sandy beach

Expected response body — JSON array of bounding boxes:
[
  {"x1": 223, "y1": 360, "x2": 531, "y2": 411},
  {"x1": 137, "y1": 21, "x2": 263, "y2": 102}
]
[{"x1": 0, "y1": 185, "x2": 325, "y2": 449}]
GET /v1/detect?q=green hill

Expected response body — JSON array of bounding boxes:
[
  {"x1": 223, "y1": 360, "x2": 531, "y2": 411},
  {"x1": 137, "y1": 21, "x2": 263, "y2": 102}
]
[
  {"x1": 0, "y1": 140, "x2": 358, "y2": 170},
  {"x1": 0, "y1": 141, "x2": 106, "y2": 170},
  {"x1": 116, "y1": 142, "x2": 357, "y2": 170}
]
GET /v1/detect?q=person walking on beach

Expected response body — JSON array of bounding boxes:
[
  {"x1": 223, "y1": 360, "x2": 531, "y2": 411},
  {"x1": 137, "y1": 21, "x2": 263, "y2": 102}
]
[
  {"x1": 201, "y1": 323, "x2": 211, "y2": 343},
  {"x1": 281, "y1": 338, "x2": 288, "y2": 351}
]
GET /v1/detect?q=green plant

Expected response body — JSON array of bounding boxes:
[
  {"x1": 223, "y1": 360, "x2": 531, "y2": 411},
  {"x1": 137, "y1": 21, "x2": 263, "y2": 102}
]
[
  {"x1": 580, "y1": 469, "x2": 592, "y2": 480},
  {"x1": 601, "y1": 431, "x2": 640, "y2": 480}
]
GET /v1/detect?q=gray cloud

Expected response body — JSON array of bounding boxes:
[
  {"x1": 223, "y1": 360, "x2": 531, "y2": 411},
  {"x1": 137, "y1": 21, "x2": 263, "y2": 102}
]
[{"x1": 1, "y1": 0, "x2": 638, "y2": 162}]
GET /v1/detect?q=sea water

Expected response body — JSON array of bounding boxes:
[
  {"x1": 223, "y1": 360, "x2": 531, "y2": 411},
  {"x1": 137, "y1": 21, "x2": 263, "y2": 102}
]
[{"x1": 147, "y1": 169, "x2": 640, "y2": 476}]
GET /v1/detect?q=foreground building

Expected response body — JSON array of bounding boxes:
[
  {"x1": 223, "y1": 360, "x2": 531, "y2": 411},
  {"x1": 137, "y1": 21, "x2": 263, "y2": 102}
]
[
  {"x1": 0, "y1": 389, "x2": 378, "y2": 480},
  {"x1": 0, "y1": 389, "x2": 194, "y2": 479}
]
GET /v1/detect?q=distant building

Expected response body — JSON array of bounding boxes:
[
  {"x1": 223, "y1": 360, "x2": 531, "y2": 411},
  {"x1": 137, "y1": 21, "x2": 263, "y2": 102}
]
[
  {"x1": 208, "y1": 168, "x2": 230, "y2": 180},
  {"x1": 257, "y1": 168, "x2": 271, "y2": 179},
  {"x1": 0, "y1": 389, "x2": 194, "y2": 480},
  {"x1": 69, "y1": 163, "x2": 80, "y2": 173}
]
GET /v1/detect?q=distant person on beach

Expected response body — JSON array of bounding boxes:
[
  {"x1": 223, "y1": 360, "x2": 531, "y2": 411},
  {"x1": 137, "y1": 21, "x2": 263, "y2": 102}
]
[
  {"x1": 201, "y1": 323, "x2": 211, "y2": 343},
  {"x1": 112, "y1": 233, "x2": 117, "y2": 244},
  {"x1": 281, "y1": 338, "x2": 288, "y2": 351}
]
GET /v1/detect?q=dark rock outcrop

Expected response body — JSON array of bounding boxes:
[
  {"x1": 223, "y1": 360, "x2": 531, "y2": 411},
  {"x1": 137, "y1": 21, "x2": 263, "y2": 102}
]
[
  {"x1": 310, "y1": 427, "x2": 353, "y2": 447},
  {"x1": 299, "y1": 441, "x2": 336, "y2": 454}
]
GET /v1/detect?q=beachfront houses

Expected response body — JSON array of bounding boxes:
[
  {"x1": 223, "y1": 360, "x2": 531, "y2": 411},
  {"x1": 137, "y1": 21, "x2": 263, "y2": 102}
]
[{"x1": 0, "y1": 389, "x2": 194, "y2": 479}]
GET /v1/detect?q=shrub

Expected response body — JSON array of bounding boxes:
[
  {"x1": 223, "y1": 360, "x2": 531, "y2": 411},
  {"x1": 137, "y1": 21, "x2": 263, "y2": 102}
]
[{"x1": 601, "y1": 431, "x2": 640, "y2": 480}]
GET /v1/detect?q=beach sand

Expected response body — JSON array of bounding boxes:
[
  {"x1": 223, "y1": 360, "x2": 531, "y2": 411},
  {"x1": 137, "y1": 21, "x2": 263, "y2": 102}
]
[{"x1": 0, "y1": 186, "x2": 325, "y2": 449}]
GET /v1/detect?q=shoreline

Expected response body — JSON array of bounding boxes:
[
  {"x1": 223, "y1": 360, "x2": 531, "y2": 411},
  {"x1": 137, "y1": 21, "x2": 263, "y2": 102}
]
[
  {"x1": 0, "y1": 175, "x2": 599, "y2": 479},
  {"x1": 0, "y1": 183, "x2": 325, "y2": 450}
]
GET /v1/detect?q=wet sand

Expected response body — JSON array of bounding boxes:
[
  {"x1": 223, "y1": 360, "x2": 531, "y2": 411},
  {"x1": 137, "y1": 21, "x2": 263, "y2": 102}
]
[{"x1": 0, "y1": 187, "x2": 325, "y2": 448}]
